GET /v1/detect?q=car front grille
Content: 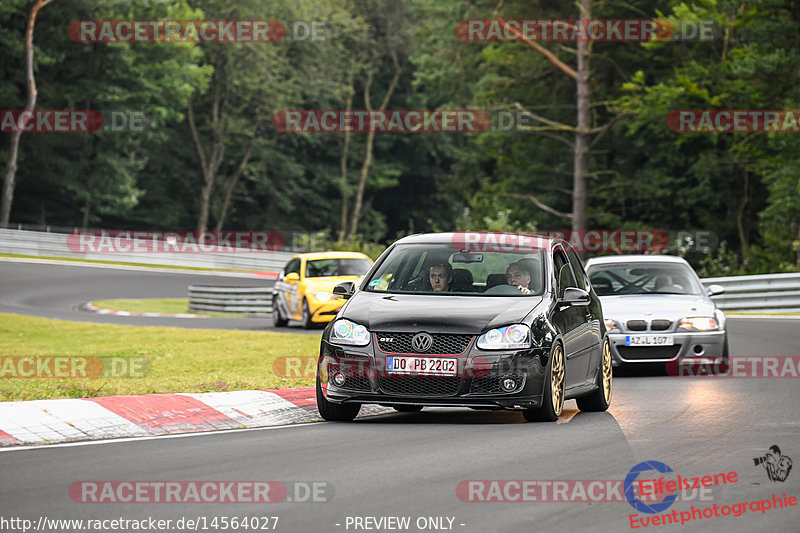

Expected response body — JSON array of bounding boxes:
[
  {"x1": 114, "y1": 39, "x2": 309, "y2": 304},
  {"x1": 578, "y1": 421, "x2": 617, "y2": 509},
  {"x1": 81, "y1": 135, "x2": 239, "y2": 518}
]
[
  {"x1": 375, "y1": 333, "x2": 473, "y2": 355},
  {"x1": 378, "y1": 377, "x2": 460, "y2": 396},
  {"x1": 340, "y1": 376, "x2": 371, "y2": 391},
  {"x1": 627, "y1": 320, "x2": 647, "y2": 331},
  {"x1": 625, "y1": 319, "x2": 672, "y2": 331},
  {"x1": 617, "y1": 345, "x2": 681, "y2": 360}
]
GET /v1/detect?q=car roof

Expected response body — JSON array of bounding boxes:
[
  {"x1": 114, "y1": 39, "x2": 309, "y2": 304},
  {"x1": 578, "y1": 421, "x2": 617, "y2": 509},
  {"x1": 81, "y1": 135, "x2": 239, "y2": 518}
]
[
  {"x1": 584, "y1": 254, "x2": 689, "y2": 267},
  {"x1": 394, "y1": 232, "x2": 560, "y2": 247},
  {"x1": 291, "y1": 251, "x2": 373, "y2": 261}
]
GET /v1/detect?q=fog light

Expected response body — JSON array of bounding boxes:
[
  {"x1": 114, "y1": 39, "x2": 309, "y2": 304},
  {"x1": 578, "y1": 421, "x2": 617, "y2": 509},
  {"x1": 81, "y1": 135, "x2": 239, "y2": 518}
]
[
  {"x1": 331, "y1": 372, "x2": 346, "y2": 387},
  {"x1": 501, "y1": 378, "x2": 517, "y2": 391}
]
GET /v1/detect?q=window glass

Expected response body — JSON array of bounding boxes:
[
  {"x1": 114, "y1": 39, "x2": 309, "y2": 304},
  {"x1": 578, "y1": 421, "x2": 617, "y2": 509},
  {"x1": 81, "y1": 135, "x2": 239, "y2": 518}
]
[
  {"x1": 305, "y1": 258, "x2": 371, "y2": 277},
  {"x1": 365, "y1": 244, "x2": 545, "y2": 296},
  {"x1": 586, "y1": 263, "x2": 703, "y2": 296}
]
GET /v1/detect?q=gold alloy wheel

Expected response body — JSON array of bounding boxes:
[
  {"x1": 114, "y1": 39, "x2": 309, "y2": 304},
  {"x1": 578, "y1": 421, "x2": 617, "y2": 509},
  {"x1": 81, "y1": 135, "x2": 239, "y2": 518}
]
[
  {"x1": 551, "y1": 345, "x2": 565, "y2": 416},
  {"x1": 602, "y1": 340, "x2": 612, "y2": 404}
]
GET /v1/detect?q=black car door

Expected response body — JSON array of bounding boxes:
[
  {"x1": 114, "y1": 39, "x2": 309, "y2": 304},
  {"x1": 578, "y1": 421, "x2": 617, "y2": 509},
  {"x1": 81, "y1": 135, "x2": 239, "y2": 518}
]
[
  {"x1": 552, "y1": 246, "x2": 591, "y2": 389},
  {"x1": 566, "y1": 246, "x2": 603, "y2": 381}
]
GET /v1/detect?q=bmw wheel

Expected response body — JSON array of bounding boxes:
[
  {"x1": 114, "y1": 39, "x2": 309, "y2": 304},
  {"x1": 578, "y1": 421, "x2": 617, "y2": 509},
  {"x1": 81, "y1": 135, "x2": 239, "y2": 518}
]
[
  {"x1": 577, "y1": 338, "x2": 612, "y2": 412},
  {"x1": 524, "y1": 343, "x2": 565, "y2": 422}
]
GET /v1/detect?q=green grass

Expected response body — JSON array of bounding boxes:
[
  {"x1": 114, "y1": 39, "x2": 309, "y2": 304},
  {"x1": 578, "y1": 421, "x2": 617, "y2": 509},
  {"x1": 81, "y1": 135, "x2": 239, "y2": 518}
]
[
  {"x1": 92, "y1": 298, "x2": 246, "y2": 318},
  {"x1": 0, "y1": 252, "x2": 269, "y2": 273},
  {"x1": 0, "y1": 313, "x2": 319, "y2": 401}
]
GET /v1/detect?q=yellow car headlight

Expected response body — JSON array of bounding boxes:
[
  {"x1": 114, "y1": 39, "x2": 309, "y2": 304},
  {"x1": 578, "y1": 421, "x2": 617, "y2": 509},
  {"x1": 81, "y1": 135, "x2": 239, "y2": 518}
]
[{"x1": 313, "y1": 291, "x2": 334, "y2": 302}]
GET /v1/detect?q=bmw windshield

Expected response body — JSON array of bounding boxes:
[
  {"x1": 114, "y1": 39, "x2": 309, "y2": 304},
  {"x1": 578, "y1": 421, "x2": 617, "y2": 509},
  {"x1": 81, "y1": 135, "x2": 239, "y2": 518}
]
[
  {"x1": 364, "y1": 244, "x2": 545, "y2": 296},
  {"x1": 587, "y1": 262, "x2": 703, "y2": 295}
]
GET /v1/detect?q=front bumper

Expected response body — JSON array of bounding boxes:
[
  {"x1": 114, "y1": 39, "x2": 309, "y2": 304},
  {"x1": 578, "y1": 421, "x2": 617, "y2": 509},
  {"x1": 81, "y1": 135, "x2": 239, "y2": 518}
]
[
  {"x1": 308, "y1": 298, "x2": 346, "y2": 323},
  {"x1": 318, "y1": 340, "x2": 548, "y2": 410},
  {"x1": 607, "y1": 330, "x2": 726, "y2": 365}
]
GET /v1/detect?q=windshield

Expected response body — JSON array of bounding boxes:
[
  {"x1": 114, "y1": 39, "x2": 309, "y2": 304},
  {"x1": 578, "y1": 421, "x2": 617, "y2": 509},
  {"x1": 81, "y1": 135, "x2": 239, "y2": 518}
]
[
  {"x1": 305, "y1": 258, "x2": 372, "y2": 278},
  {"x1": 587, "y1": 262, "x2": 703, "y2": 296},
  {"x1": 365, "y1": 243, "x2": 545, "y2": 296}
]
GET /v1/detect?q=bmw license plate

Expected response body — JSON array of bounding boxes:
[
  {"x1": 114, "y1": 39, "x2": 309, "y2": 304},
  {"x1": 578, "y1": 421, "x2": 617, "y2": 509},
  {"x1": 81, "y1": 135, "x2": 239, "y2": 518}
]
[
  {"x1": 387, "y1": 356, "x2": 457, "y2": 376},
  {"x1": 625, "y1": 335, "x2": 674, "y2": 346}
]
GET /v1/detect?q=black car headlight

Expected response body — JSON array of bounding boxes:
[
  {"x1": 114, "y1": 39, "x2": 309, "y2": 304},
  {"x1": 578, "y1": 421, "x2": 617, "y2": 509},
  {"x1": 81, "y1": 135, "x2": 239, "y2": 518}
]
[
  {"x1": 330, "y1": 319, "x2": 370, "y2": 346},
  {"x1": 477, "y1": 324, "x2": 532, "y2": 350}
]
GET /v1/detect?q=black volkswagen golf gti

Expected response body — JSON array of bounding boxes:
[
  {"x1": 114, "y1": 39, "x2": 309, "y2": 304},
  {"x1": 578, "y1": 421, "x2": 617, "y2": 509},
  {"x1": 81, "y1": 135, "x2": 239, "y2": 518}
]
[{"x1": 316, "y1": 232, "x2": 612, "y2": 422}]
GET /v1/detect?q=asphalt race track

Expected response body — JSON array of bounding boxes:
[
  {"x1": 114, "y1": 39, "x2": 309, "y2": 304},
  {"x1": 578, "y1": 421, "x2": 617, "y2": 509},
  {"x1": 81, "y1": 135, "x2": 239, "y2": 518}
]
[
  {"x1": 0, "y1": 259, "x2": 282, "y2": 331},
  {"x1": 1, "y1": 259, "x2": 799, "y2": 532}
]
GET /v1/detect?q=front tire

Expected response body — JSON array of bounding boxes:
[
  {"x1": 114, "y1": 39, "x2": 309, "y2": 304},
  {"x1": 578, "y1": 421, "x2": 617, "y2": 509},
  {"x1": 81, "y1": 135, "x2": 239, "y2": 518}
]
[
  {"x1": 316, "y1": 374, "x2": 360, "y2": 421},
  {"x1": 577, "y1": 338, "x2": 612, "y2": 412},
  {"x1": 523, "y1": 343, "x2": 565, "y2": 422},
  {"x1": 301, "y1": 299, "x2": 314, "y2": 329},
  {"x1": 271, "y1": 296, "x2": 287, "y2": 327}
]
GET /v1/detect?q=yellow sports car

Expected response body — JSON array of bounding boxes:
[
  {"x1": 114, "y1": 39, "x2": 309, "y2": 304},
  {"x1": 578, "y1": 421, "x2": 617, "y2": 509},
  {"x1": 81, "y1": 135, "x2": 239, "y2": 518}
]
[{"x1": 272, "y1": 251, "x2": 373, "y2": 328}]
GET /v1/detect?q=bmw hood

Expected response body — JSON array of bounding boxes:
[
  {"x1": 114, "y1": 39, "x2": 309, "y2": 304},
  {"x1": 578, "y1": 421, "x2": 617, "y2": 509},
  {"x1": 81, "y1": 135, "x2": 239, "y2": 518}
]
[
  {"x1": 340, "y1": 292, "x2": 545, "y2": 334},
  {"x1": 598, "y1": 294, "x2": 716, "y2": 322}
]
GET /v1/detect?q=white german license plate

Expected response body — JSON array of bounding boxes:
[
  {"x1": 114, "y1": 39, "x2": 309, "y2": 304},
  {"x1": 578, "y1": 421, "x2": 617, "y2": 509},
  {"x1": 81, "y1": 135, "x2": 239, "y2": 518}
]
[
  {"x1": 625, "y1": 335, "x2": 674, "y2": 346},
  {"x1": 387, "y1": 356, "x2": 457, "y2": 376}
]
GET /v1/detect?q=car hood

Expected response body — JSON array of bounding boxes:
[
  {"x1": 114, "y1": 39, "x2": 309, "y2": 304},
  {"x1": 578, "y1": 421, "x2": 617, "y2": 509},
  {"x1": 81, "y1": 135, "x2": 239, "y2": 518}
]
[
  {"x1": 598, "y1": 294, "x2": 715, "y2": 321},
  {"x1": 341, "y1": 292, "x2": 545, "y2": 334}
]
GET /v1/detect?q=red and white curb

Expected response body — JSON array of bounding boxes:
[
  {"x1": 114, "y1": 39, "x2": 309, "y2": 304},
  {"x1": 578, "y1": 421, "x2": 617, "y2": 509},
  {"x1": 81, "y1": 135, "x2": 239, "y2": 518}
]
[
  {"x1": 81, "y1": 301, "x2": 210, "y2": 319},
  {"x1": 0, "y1": 388, "x2": 393, "y2": 446}
]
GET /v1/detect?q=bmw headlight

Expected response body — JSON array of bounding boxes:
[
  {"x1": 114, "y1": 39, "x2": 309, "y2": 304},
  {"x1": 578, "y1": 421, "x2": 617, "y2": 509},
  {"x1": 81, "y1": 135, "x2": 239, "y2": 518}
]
[
  {"x1": 313, "y1": 291, "x2": 334, "y2": 302},
  {"x1": 477, "y1": 324, "x2": 532, "y2": 350},
  {"x1": 330, "y1": 319, "x2": 370, "y2": 346},
  {"x1": 604, "y1": 318, "x2": 620, "y2": 332},
  {"x1": 678, "y1": 317, "x2": 718, "y2": 331}
]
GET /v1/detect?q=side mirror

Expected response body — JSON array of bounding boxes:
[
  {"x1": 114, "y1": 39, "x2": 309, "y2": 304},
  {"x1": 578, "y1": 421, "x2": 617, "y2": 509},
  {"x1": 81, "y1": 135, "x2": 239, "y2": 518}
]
[
  {"x1": 333, "y1": 281, "x2": 356, "y2": 300},
  {"x1": 706, "y1": 284, "x2": 725, "y2": 296},
  {"x1": 284, "y1": 272, "x2": 300, "y2": 283},
  {"x1": 561, "y1": 287, "x2": 590, "y2": 306}
]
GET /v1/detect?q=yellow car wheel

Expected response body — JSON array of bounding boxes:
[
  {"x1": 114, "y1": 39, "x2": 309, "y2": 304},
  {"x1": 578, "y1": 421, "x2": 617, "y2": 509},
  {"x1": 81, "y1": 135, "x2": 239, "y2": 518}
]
[{"x1": 302, "y1": 299, "x2": 314, "y2": 329}]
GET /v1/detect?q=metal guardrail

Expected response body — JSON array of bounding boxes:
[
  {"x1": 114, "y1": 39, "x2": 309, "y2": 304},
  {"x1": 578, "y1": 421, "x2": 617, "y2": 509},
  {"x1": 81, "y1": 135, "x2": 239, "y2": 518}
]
[
  {"x1": 0, "y1": 228, "x2": 295, "y2": 272},
  {"x1": 188, "y1": 286, "x2": 274, "y2": 316},
  {"x1": 701, "y1": 273, "x2": 800, "y2": 313}
]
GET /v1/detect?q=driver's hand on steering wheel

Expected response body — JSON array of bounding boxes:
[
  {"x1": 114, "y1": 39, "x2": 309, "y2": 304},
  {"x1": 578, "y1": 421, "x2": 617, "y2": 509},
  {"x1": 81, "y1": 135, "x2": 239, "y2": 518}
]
[{"x1": 517, "y1": 285, "x2": 531, "y2": 295}]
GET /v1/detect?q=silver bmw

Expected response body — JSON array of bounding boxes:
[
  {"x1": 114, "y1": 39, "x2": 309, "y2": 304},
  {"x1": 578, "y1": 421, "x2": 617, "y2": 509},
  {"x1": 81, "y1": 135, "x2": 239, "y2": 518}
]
[{"x1": 584, "y1": 255, "x2": 727, "y2": 367}]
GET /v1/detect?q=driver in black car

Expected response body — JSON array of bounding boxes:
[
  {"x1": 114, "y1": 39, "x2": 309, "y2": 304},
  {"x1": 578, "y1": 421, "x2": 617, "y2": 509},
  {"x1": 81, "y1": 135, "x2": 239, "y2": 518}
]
[
  {"x1": 429, "y1": 262, "x2": 454, "y2": 293},
  {"x1": 506, "y1": 260, "x2": 534, "y2": 295}
]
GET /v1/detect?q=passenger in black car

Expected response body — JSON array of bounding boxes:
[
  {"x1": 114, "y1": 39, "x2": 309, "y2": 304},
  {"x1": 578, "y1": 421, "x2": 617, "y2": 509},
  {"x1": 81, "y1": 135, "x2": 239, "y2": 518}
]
[{"x1": 506, "y1": 260, "x2": 534, "y2": 295}]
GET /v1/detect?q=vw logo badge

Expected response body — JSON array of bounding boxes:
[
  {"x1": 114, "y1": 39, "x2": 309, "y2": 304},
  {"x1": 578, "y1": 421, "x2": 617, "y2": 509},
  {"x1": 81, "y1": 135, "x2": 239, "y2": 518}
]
[{"x1": 411, "y1": 332, "x2": 434, "y2": 353}]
